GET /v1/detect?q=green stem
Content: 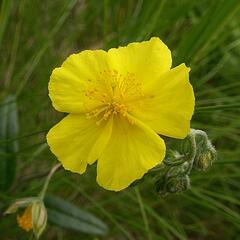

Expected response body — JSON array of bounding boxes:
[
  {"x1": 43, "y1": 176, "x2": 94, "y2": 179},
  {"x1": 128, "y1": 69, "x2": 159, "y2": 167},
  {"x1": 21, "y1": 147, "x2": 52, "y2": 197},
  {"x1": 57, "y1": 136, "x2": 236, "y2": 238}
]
[
  {"x1": 135, "y1": 187, "x2": 152, "y2": 240},
  {"x1": 39, "y1": 163, "x2": 61, "y2": 199}
]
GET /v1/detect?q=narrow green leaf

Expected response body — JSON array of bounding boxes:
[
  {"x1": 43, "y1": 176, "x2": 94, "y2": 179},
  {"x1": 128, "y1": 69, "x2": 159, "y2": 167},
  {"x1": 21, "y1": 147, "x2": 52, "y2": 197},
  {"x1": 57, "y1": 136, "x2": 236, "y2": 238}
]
[
  {"x1": 0, "y1": 95, "x2": 19, "y2": 190},
  {"x1": 175, "y1": 0, "x2": 240, "y2": 65},
  {"x1": 195, "y1": 103, "x2": 240, "y2": 113},
  {"x1": 44, "y1": 195, "x2": 108, "y2": 235},
  {"x1": 0, "y1": 0, "x2": 13, "y2": 47}
]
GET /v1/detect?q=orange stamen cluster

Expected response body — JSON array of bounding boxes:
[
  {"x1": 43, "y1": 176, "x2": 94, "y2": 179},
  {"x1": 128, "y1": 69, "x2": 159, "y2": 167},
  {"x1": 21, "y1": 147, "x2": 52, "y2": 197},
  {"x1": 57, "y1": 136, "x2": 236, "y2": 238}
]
[
  {"x1": 84, "y1": 70, "x2": 144, "y2": 125},
  {"x1": 17, "y1": 206, "x2": 33, "y2": 232}
]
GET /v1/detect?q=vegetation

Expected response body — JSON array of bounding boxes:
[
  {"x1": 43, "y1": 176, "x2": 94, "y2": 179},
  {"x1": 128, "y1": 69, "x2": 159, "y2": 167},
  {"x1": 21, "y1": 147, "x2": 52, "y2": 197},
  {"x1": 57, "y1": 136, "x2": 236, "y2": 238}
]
[{"x1": 1, "y1": 0, "x2": 240, "y2": 239}]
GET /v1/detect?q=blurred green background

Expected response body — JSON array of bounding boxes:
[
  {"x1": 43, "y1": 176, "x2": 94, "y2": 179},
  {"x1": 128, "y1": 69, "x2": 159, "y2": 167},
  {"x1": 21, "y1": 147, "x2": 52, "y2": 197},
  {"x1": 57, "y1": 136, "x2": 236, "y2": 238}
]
[{"x1": 1, "y1": 0, "x2": 240, "y2": 239}]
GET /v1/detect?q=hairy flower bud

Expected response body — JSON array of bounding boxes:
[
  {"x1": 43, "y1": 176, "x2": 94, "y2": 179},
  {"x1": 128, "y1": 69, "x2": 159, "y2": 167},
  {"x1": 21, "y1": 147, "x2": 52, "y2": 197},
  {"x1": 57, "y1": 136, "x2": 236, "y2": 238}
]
[
  {"x1": 156, "y1": 174, "x2": 190, "y2": 196},
  {"x1": 166, "y1": 175, "x2": 190, "y2": 193},
  {"x1": 166, "y1": 161, "x2": 190, "y2": 177},
  {"x1": 195, "y1": 149, "x2": 216, "y2": 171},
  {"x1": 151, "y1": 129, "x2": 217, "y2": 197},
  {"x1": 32, "y1": 201, "x2": 48, "y2": 239},
  {"x1": 192, "y1": 129, "x2": 217, "y2": 171}
]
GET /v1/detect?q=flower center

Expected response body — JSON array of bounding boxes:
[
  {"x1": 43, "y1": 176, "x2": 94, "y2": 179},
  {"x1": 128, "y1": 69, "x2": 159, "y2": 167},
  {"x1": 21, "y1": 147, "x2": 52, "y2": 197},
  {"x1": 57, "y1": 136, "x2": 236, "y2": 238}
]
[{"x1": 84, "y1": 70, "x2": 144, "y2": 125}]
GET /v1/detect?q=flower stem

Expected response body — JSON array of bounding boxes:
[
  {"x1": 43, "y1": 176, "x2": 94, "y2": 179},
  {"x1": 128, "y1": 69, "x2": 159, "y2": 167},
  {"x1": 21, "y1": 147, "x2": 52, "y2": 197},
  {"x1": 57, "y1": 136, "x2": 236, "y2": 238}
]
[
  {"x1": 135, "y1": 187, "x2": 152, "y2": 240},
  {"x1": 39, "y1": 163, "x2": 61, "y2": 200}
]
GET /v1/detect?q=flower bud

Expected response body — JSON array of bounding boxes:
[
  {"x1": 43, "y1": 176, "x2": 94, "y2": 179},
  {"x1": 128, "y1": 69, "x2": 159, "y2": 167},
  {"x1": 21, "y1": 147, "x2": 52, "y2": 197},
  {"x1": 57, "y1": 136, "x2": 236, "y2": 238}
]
[
  {"x1": 166, "y1": 161, "x2": 189, "y2": 177},
  {"x1": 165, "y1": 175, "x2": 190, "y2": 194},
  {"x1": 4, "y1": 197, "x2": 47, "y2": 239},
  {"x1": 192, "y1": 129, "x2": 217, "y2": 171},
  {"x1": 32, "y1": 201, "x2": 48, "y2": 239},
  {"x1": 155, "y1": 174, "x2": 190, "y2": 196},
  {"x1": 152, "y1": 129, "x2": 216, "y2": 197},
  {"x1": 194, "y1": 148, "x2": 216, "y2": 171}
]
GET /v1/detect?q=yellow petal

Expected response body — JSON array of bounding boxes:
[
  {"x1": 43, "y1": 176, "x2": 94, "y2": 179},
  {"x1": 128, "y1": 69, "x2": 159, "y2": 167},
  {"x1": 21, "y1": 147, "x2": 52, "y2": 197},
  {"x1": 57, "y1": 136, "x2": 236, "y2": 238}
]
[
  {"x1": 108, "y1": 37, "x2": 172, "y2": 84},
  {"x1": 17, "y1": 206, "x2": 32, "y2": 232},
  {"x1": 133, "y1": 63, "x2": 195, "y2": 139},
  {"x1": 49, "y1": 50, "x2": 109, "y2": 113},
  {"x1": 97, "y1": 116, "x2": 166, "y2": 191},
  {"x1": 47, "y1": 114, "x2": 112, "y2": 173}
]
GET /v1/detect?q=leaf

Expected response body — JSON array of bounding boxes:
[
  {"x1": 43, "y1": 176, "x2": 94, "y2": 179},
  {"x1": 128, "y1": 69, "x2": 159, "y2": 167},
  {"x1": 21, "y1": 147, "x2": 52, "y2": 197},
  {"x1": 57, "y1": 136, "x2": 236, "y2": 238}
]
[
  {"x1": 44, "y1": 195, "x2": 108, "y2": 236},
  {"x1": 0, "y1": 0, "x2": 13, "y2": 47},
  {"x1": 0, "y1": 95, "x2": 19, "y2": 190},
  {"x1": 175, "y1": 0, "x2": 240, "y2": 65}
]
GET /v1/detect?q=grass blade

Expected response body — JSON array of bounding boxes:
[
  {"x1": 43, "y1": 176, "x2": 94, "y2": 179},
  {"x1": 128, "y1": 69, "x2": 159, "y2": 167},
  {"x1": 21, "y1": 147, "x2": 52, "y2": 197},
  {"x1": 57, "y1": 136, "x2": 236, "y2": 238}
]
[
  {"x1": 176, "y1": 0, "x2": 240, "y2": 65},
  {"x1": 0, "y1": 95, "x2": 19, "y2": 190}
]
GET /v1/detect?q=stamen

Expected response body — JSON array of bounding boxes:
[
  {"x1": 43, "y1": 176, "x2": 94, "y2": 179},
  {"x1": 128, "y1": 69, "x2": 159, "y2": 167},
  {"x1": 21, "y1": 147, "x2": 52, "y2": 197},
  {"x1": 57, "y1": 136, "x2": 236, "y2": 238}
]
[{"x1": 83, "y1": 70, "x2": 144, "y2": 125}]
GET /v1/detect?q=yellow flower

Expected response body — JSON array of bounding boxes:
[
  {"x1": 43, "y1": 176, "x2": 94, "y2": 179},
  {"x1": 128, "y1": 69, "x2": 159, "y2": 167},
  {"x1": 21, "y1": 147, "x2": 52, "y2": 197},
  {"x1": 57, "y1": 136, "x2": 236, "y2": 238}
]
[{"x1": 47, "y1": 37, "x2": 195, "y2": 191}]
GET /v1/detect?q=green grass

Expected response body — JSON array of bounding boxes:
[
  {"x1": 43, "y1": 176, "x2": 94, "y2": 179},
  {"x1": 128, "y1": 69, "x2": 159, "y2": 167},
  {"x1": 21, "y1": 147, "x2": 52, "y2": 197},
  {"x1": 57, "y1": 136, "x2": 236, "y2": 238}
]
[{"x1": 1, "y1": 0, "x2": 240, "y2": 239}]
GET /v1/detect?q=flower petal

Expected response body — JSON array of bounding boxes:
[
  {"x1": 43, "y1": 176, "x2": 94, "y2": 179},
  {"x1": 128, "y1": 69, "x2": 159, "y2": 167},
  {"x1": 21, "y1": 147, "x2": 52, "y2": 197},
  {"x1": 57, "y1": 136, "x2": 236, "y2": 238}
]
[
  {"x1": 132, "y1": 63, "x2": 195, "y2": 139},
  {"x1": 47, "y1": 114, "x2": 112, "y2": 173},
  {"x1": 97, "y1": 116, "x2": 166, "y2": 191},
  {"x1": 108, "y1": 37, "x2": 172, "y2": 84},
  {"x1": 49, "y1": 50, "x2": 109, "y2": 113}
]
